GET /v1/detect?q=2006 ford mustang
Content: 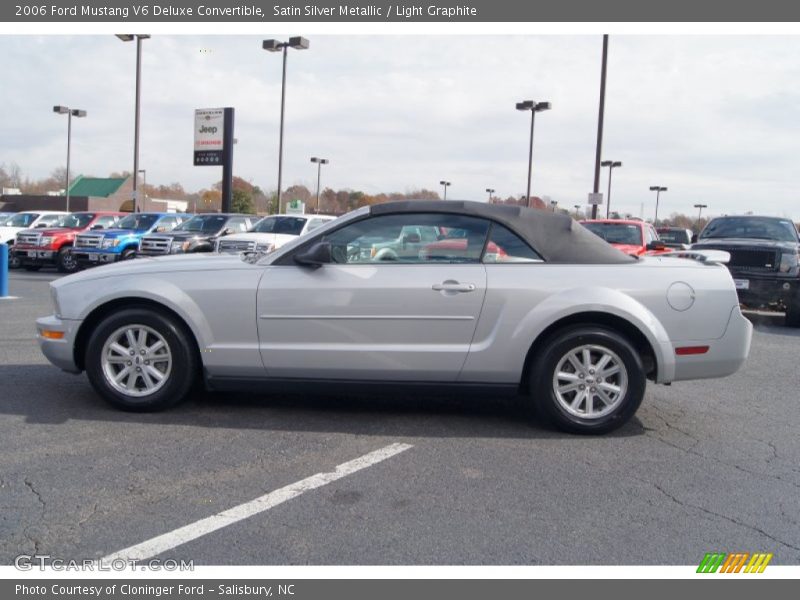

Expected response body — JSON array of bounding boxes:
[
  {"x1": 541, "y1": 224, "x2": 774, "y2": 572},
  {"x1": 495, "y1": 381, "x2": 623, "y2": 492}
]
[{"x1": 37, "y1": 201, "x2": 752, "y2": 434}]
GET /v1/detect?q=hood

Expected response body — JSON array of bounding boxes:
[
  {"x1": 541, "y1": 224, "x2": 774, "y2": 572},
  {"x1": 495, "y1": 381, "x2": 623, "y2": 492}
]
[
  {"x1": 147, "y1": 231, "x2": 218, "y2": 242},
  {"x1": 0, "y1": 226, "x2": 26, "y2": 242},
  {"x1": 610, "y1": 243, "x2": 645, "y2": 256},
  {"x1": 693, "y1": 237, "x2": 797, "y2": 252},
  {"x1": 27, "y1": 227, "x2": 82, "y2": 237},
  {"x1": 93, "y1": 228, "x2": 148, "y2": 239},
  {"x1": 52, "y1": 253, "x2": 257, "y2": 289}
]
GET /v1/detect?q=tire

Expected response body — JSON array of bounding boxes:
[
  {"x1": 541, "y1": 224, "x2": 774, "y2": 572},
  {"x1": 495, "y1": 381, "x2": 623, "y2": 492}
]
[
  {"x1": 7, "y1": 244, "x2": 20, "y2": 269},
  {"x1": 786, "y1": 295, "x2": 800, "y2": 327},
  {"x1": 529, "y1": 325, "x2": 646, "y2": 435},
  {"x1": 23, "y1": 265, "x2": 42, "y2": 272},
  {"x1": 85, "y1": 308, "x2": 199, "y2": 411},
  {"x1": 56, "y1": 246, "x2": 79, "y2": 273},
  {"x1": 120, "y1": 247, "x2": 137, "y2": 261}
]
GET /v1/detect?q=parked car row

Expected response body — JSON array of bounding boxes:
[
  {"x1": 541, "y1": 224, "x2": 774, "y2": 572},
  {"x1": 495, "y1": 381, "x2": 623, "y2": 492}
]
[{"x1": 3, "y1": 211, "x2": 338, "y2": 273}]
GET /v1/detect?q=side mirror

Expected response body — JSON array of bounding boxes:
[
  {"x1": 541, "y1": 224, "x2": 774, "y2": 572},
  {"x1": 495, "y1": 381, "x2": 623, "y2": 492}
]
[
  {"x1": 91, "y1": 224, "x2": 104, "y2": 230},
  {"x1": 691, "y1": 234, "x2": 698, "y2": 243},
  {"x1": 294, "y1": 241, "x2": 332, "y2": 268},
  {"x1": 646, "y1": 241, "x2": 666, "y2": 251},
  {"x1": 221, "y1": 227, "x2": 236, "y2": 236},
  {"x1": 155, "y1": 226, "x2": 168, "y2": 233},
  {"x1": 35, "y1": 223, "x2": 49, "y2": 228}
]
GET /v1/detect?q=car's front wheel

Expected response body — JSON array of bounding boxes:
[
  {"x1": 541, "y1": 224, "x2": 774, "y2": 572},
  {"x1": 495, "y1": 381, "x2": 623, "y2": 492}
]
[
  {"x1": 85, "y1": 308, "x2": 199, "y2": 411},
  {"x1": 56, "y1": 246, "x2": 79, "y2": 273},
  {"x1": 529, "y1": 326, "x2": 646, "y2": 434}
]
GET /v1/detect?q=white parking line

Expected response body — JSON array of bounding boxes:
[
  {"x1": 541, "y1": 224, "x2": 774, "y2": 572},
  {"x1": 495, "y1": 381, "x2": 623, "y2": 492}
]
[{"x1": 102, "y1": 442, "x2": 414, "y2": 562}]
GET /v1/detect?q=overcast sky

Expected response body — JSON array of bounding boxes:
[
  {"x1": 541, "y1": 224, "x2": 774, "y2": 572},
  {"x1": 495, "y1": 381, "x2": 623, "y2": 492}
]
[{"x1": 2, "y1": 34, "x2": 800, "y2": 220}]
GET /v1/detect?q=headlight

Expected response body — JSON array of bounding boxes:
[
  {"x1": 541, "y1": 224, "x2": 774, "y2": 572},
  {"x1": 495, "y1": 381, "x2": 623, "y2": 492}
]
[
  {"x1": 255, "y1": 243, "x2": 274, "y2": 254},
  {"x1": 101, "y1": 238, "x2": 119, "y2": 249},
  {"x1": 50, "y1": 286, "x2": 62, "y2": 318},
  {"x1": 170, "y1": 241, "x2": 185, "y2": 253},
  {"x1": 39, "y1": 236, "x2": 54, "y2": 246},
  {"x1": 779, "y1": 251, "x2": 800, "y2": 273}
]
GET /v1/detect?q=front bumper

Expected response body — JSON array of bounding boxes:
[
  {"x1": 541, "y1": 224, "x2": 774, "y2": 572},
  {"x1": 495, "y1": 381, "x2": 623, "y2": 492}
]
[
  {"x1": 14, "y1": 247, "x2": 55, "y2": 264},
  {"x1": 671, "y1": 306, "x2": 752, "y2": 382},
  {"x1": 36, "y1": 315, "x2": 82, "y2": 373},
  {"x1": 728, "y1": 272, "x2": 797, "y2": 308},
  {"x1": 73, "y1": 250, "x2": 120, "y2": 265}
]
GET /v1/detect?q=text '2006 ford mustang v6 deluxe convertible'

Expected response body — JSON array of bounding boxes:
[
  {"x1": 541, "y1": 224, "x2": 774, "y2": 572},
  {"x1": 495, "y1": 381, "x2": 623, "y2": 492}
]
[{"x1": 36, "y1": 201, "x2": 752, "y2": 434}]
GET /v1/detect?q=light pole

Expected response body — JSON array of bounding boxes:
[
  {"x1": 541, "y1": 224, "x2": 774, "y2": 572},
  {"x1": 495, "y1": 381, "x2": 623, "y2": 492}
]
[
  {"x1": 439, "y1": 180, "x2": 451, "y2": 201},
  {"x1": 600, "y1": 160, "x2": 622, "y2": 218},
  {"x1": 310, "y1": 157, "x2": 329, "y2": 213},
  {"x1": 263, "y1": 36, "x2": 310, "y2": 214},
  {"x1": 550, "y1": 200, "x2": 558, "y2": 212},
  {"x1": 116, "y1": 34, "x2": 150, "y2": 212},
  {"x1": 516, "y1": 100, "x2": 551, "y2": 208},
  {"x1": 694, "y1": 203, "x2": 708, "y2": 221},
  {"x1": 591, "y1": 34, "x2": 610, "y2": 219},
  {"x1": 574, "y1": 204, "x2": 581, "y2": 218},
  {"x1": 486, "y1": 188, "x2": 495, "y2": 203},
  {"x1": 53, "y1": 106, "x2": 87, "y2": 212},
  {"x1": 138, "y1": 169, "x2": 147, "y2": 212},
  {"x1": 649, "y1": 186, "x2": 668, "y2": 223}
]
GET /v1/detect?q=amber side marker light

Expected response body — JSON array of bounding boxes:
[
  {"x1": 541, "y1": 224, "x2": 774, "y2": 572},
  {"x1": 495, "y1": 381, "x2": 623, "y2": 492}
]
[
  {"x1": 675, "y1": 345, "x2": 710, "y2": 356},
  {"x1": 40, "y1": 330, "x2": 65, "y2": 340}
]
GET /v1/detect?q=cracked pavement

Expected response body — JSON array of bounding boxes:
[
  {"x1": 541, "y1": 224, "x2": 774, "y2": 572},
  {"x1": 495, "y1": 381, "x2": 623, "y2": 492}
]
[{"x1": 1, "y1": 271, "x2": 799, "y2": 565}]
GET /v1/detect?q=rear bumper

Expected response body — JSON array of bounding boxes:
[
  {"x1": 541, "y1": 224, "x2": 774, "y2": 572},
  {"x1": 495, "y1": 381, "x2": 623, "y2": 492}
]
[
  {"x1": 671, "y1": 306, "x2": 752, "y2": 382},
  {"x1": 36, "y1": 315, "x2": 82, "y2": 373}
]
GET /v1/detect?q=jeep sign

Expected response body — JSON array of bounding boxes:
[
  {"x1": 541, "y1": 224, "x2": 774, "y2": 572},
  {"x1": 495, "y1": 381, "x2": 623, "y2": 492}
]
[{"x1": 194, "y1": 108, "x2": 225, "y2": 166}]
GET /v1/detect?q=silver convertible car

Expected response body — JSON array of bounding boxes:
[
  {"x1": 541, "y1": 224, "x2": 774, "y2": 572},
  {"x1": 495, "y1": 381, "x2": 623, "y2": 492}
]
[{"x1": 36, "y1": 201, "x2": 752, "y2": 434}]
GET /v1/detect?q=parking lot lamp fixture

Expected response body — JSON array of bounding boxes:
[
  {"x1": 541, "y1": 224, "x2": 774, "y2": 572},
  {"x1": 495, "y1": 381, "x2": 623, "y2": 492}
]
[
  {"x1": 439, "y1": 180, "x2": 451, "y2": 201},
  {"x1": 649, "y1": 186, "x2": 668, "y2": 223},
  {"x1": 694, "y1": 203, "x2": 708, "y2": 222},
  {"x1": 310, "y1": 157, "x2": 329, "y2": 213},
  {"x1": 574, "y1": 204, "x2": 581, "y2": 218},
  {"x1": 516, "y1": 100, "x2": 551, "y2": 208},
  {"x1": 486, "y1": 188, "x2": 495, "y2": 203},
  {"x1": 600, "y1": 160, "x2": 622, "y2": 218},
  {"x1": 263, "y1": 36, "x2": 310, "y2": 214},
  {"x1": 53, "y1": 105, "x2": 87, "y2": 212},
  {"x1": 116, "y1": 34, "x2": 150, "y2": 212}
]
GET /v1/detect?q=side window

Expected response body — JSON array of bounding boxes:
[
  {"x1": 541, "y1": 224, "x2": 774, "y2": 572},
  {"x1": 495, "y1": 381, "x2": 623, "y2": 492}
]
[
  {"x1": 307, "y1": 218, "x2": 327, "y2": 232},
  {"x1": 227, "y1": 217, "x2": 248, "y2": 232},
  {"x1": 94, "y1": 216, "x2": 117, "y2": 229},
  {"x1": 483, "y1": 223, "x2": 543, "y2": 263},
  {"x1": 157, "y1": 217, "x2": 177, "y2": 231},
  {"x1": 645, "y1": 226, "x2": 657, "y2": 244},
  {"x1": 323, "y1": 213, "x2": 490, "y2": 265}
]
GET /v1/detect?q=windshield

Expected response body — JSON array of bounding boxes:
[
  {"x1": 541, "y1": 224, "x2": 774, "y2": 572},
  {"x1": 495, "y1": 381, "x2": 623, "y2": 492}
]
[
  {"x1": 117, "y1": 214, "x2": 159, "y2": 231},
  {"x1": 658, "y1": 229, "x2": 690, "y2": 244},
  {"x1": 583, "y1": 222, "x2": 643, "y2": 246},
  {"x1": 5, "y1": 213, "x2": 39, "y2": 228},
  {"x1": 53, "y1": 213, "x2": 95, "y2": 229},
  {"x1": 251, "y1": 216, "x2": 307, "y2": 235},
  {"x1": 699, "y1": 217, "x2": 798, "y2": 242},
  {"x1": 174, "y1": 215, "x2": 227, "y2": 233}
]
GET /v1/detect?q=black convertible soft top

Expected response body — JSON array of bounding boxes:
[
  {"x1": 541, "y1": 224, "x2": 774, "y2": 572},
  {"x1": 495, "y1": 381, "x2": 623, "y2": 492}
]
[{"x1": 370, "y1": 200, "x2": 634, "y2": 264}]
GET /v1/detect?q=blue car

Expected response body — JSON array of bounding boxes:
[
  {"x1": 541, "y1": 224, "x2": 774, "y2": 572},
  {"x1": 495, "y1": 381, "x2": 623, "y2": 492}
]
[{"x1": 72, "y1": 212, "x2": 189, "y2": 267}]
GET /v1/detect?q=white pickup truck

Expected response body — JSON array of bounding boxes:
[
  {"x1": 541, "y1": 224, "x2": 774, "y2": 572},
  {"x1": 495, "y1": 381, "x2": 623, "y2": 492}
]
[{"x1": 216, "y1": 214, "x2": 336, "y2": 255}]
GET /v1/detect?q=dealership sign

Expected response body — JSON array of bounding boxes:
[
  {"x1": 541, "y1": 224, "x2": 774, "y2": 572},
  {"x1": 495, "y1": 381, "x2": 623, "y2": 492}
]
[{"x1": 194, "y1": 108, "x2": 225, "y2": 166}]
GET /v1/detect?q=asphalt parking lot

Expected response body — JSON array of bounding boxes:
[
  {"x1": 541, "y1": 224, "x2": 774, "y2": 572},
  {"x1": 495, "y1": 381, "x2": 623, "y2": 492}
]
[{"x1": 1, "y1": 269, "x2": 799, "y2": 566}]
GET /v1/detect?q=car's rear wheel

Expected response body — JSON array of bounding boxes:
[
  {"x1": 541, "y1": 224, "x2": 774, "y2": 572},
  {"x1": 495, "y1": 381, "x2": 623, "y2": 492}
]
[
  {"x1": 56, "y1": 246, "x2": 79, "y2": 273},
  {"x1": 85, "y1": 308, "x2": 198, "y2": 411},
  {"x1": 529, "y1": 326, "x2": 646, "y2": 434}
]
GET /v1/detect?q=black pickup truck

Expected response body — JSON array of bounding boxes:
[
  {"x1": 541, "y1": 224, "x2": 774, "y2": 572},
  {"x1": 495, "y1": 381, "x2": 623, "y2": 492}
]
[
  {"x1": 137, "y1": 213, "x2": 257, "y2": 257},
  {"x1": 692, "y1": 215, "x2": 800, "y2": 326}
]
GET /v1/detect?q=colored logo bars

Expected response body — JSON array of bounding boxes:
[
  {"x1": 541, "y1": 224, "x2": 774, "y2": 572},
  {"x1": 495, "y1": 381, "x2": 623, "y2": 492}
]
[{"x1": 697, "y1": 552, "x2": 773, "y2": 573}]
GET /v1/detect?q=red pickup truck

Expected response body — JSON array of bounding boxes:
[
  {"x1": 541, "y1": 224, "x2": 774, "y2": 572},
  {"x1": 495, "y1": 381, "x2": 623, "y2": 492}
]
[
  {"x1": 14, "y1": 211, "x2": 126, "y2": 273},
  {"x1": 580, "y1": 219, "x2": 671, "y2": 257}
]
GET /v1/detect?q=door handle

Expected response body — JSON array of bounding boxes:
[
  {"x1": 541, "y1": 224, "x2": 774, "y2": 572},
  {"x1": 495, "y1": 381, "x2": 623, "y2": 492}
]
[{"x1": 432, "y1": 281, "x2": 476, "y2": 293}]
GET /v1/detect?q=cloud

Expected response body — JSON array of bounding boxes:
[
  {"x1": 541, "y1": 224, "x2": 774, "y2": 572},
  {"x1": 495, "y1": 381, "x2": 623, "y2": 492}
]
[{"x1": 1, "y1": 35, "x2": 799, "y2": 220}]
